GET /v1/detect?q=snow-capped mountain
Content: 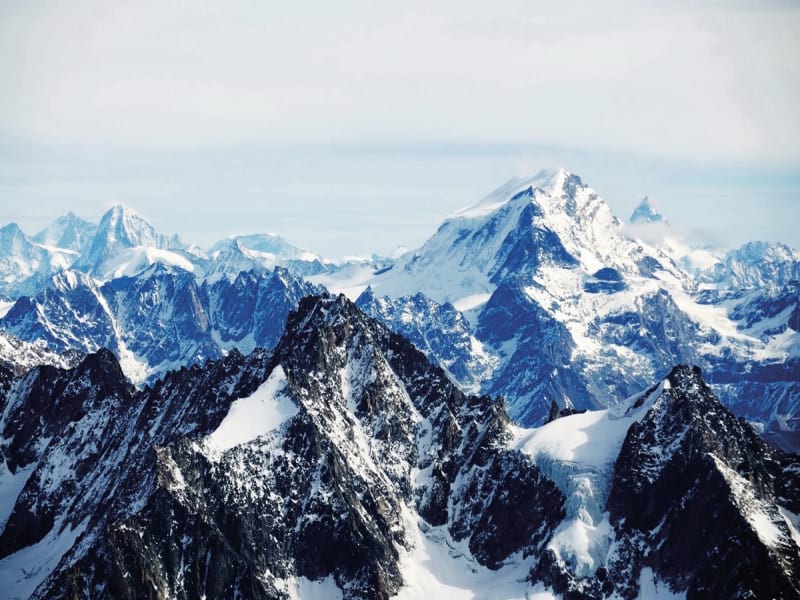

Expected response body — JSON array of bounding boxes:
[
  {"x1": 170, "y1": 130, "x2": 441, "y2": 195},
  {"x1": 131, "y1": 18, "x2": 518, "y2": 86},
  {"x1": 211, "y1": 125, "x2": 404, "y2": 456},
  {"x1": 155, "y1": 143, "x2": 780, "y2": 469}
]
[
  {"x1": 0, "y1": 265, "x2": 320, "y2": 384},
  {"x1": 0, "y1": 295, "x2": 797, "y2": 599},
  {"x1": 625, "y1": 196, "x2": 721, "y2": 275},
  {"x1": 32, "y1": 211, "x2": 98, "y2": 255},
  {"x1": 206, "y1": 235, "x2": 331, "y2": 282},
  {"x1": 700, "y1": 241, "x2": 800, "y2": 292},
  {"x1": 3, "y1": 170, "x2": 797, "y2": 447},
  {"x1": 629, "y1": 195, "x2": 666, "y2": 224},
  {"x1": 210, "y1": 233, "x2": 323, "y2": 263},
  {"x1": 332, "y1": 168, "x2": 685, "y2": 304},
  {"x1": 0, "y1": 223, "x2": 76, "y2": 299},
  {"x1": 315, "y1": 169, "x2": 799, "y2": 444},
  {"x1": 71, "y1": 205, "x2": 191, "y2": 279}
]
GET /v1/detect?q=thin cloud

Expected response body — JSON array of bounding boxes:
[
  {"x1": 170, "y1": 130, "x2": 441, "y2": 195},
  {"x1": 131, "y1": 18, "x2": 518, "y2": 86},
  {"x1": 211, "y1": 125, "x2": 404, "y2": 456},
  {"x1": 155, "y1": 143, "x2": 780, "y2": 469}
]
[{"x1": 1, "y1": 1, "x2": 798, "y2": 163}]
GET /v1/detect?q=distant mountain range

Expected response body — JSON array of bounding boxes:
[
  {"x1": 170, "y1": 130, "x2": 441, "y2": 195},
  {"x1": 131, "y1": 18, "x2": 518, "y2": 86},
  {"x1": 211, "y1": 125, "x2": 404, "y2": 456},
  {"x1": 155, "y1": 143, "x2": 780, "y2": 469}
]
[
  {"x1": 321, "y1": 170, "x2": 799, "y2": 449},
  {"x1": 1, "y1": 171, "x2": 798, "y2": 443},
  {"x1": 0, "y1": 168, "x2": 798, "y2": 597}
]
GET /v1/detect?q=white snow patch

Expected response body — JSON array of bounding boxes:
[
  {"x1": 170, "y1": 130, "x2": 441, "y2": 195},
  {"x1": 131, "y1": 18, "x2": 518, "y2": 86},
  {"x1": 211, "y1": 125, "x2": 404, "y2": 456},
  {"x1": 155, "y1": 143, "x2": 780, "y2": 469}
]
[
  {"x1": 748, "y1": 510, "x2": 782, "y2": 547},
  {"x1": 711, "y1": 454, "x2": 788, "y2": 549},
  {"x1": 637, "y1": 567, "x2": 685, "y2": 599},
  {"x1": 205, "y1": 366, "x2": 297, "y2": 455},
  {"x1": 755, "y1": 328, "x2": 800, "y2": 361},
  {"x1": 512, "y1": 403, "x2": 641, "y2": 475},
  {"x1": 395, "y1": 508, "x2": 535, "y2": 600},
  {"x1": 89, "y1": 283, "x2": 150, "y2": 385},
  {"x1": 778, "y1": 506, "x2": 800, "y2": 548},
  {"x1": 310, "y1": 265, "x2": 375, "y2": 300},
  {"x1": 511, "y1": 387, "x2": 659, "y2": 578},
  {"x1": 0, "y1": 517, "x2": 88, "y2": 600},
  {"x1": 273, "y1": 574, "x2": 343, "y2": 600},
  {"x1": 0, "y1": 300, "x2": 14, "y2": 319},
  {"x1": 452, "y1": 293, "x2": 492, "y2": 313},
  {"x1": 0, "y1": 462, "x2": 36, "y2": 530},
  {"x1": 668, "y1": 286, "x2": 748, "y2": 342},
  {"x1": 98, "y1": 246, "x2": 195, "y2": 280}
]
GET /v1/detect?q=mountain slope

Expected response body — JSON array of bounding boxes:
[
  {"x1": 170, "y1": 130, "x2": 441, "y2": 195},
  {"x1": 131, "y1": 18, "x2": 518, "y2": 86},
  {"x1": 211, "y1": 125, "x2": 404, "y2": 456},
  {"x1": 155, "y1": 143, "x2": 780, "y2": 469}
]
[
  {"x1": 316, "y1": 169, "x2": 800, "y2": 441},
  {"x1": 32, "y1": 212, "x2": 97, "y2": 255},
  {"x1": 354, "y1": 286, "x2": 495, "y2": 394},
  {"x1": 0, "y1": 266, "x2": 320, "y2": 384},
  {"x1": 0, "y1": 294, "x2": 565, "y2": 599},
  {"x1": 1, "y1": 296, "x2": 797, "y2": 598},
  {"x1": 0, "y1": 223, "x2": 76, "y2": 299}
]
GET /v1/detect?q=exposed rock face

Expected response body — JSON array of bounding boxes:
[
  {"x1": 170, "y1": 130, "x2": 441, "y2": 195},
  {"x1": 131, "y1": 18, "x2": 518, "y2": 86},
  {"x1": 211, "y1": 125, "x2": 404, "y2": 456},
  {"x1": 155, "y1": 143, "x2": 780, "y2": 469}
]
[
  {"x1": 0, "y1": 294, "x2": 565, "y2": 599},
  {"x1": 2, "y1": 293, "x2": 799, "y2": 598},
  {"x1": 355, "y1": 286, "x2": 495, "y2": 394},
  {"x1": 0, "y1": 266, "x2": 320, "y2": 384},
  {"x1": 605, "y1": 366, "x2": 800, "y2": 599}
]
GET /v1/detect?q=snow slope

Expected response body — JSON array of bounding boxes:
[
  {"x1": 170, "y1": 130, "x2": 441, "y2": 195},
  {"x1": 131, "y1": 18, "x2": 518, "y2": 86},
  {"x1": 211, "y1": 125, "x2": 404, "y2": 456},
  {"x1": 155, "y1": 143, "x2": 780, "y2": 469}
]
[
  {"x1": 512, "y1": 385, "x2": 662, "y2": 579},
  {"x1": 205, "y1": 366, "x2": 297, "y2": 454}
]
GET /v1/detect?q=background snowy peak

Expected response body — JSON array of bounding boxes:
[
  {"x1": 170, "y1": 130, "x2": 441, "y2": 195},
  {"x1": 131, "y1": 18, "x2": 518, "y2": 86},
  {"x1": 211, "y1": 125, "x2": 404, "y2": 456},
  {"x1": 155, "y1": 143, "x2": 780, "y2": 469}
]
[
  {"x1": 71, "y1": 204, "x2": 186, "y2": 277},
  {"x1": 0, "y1": 223, "x2": 75, "y2": 299},
  {"x1": 1, "y1": 169, "x2": 797, "y2": 442},
  {"x1": 32, "y1": 211, "x2": 98, "y2": 254},
  {"x1": 700, "y1": 240, "x2": 800, "y2": 292},
  {"x1": 629, "y1": 196, "x2": 666, "y2": 224}
]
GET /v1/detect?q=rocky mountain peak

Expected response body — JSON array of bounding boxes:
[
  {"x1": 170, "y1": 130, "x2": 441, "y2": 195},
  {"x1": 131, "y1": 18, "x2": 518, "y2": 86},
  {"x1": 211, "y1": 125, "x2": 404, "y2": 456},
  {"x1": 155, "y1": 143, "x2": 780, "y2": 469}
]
[
  {"x1": 605, "y1": 364, "x2": 800, "y2": 599},
  {"x1": 72, "y1": 205, "x2": 180, "y2": 276},
  {"x1": 73, "y1": 346, "x2": 129, "y2": 386}
]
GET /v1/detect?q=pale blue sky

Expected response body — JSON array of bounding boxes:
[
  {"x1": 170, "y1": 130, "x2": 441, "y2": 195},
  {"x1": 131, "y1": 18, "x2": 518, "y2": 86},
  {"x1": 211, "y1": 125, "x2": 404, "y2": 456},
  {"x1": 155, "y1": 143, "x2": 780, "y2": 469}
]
[{"x1": 1, "y1": 1, "x2": 798, "y2": 258}]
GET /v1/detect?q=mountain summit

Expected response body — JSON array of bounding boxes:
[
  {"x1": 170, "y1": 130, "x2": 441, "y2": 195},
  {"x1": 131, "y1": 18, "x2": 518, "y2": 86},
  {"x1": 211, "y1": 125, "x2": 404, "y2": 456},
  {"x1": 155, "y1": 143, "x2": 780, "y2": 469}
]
[
  {"x1": 629, "y1": 196, "x2": 667, "y2": 224},
  {"x1": 32, "y1": 211, "x2": 98, "y2": 254},
  {"x1": 71, "y1": 205, "x2": 186, "y2": 278}
]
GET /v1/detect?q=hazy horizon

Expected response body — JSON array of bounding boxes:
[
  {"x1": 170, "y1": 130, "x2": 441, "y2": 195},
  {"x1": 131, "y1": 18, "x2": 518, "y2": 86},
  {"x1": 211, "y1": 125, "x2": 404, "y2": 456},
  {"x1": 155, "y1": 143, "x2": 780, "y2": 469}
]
[{"x1": 2, "y1": 1, "x2": 798, "y2": 258}]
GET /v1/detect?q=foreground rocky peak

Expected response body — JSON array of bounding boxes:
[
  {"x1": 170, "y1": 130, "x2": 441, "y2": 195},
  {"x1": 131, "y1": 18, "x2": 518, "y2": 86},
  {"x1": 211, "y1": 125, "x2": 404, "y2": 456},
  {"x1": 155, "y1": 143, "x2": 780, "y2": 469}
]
[
  {"x1": 605, "y1": 365, "x2": 800, "y2": 599},
  {"x1": 2, "y1": 293, "x2": 798, "y2": 599},
  {"x1": 511, "y1": 364, "x2": 799, "y2": 599},
  {"x1": 0, "y1": 294, "x2": 565, "y2": 598}
]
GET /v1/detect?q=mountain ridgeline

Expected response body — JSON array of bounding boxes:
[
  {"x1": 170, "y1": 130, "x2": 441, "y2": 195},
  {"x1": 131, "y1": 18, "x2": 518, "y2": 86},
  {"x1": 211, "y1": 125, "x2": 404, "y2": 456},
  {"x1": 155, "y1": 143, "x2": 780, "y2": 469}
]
[
  {"x1": 0, "y1": 294, "x2": 798, "y2": 598},
  {"x1": 0, "y1": 169, "x2": 799, "y2": 597}
]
